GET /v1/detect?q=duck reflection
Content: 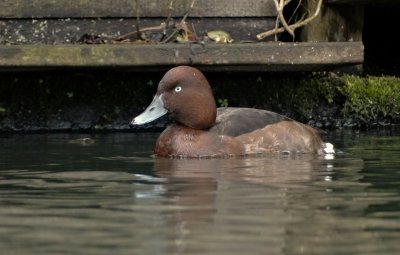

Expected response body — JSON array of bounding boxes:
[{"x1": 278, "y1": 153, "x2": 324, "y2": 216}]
[
  {"x1": 153, "y1": 155, "x2": 331, "y2": 185},
  {"x1": 149, "y1": 155, "x2": 360, "y2": 254}
]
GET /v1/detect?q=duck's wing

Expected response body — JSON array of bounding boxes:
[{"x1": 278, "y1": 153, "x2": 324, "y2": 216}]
[{"x1": 210, "y1": 107, "x2": 290, "y2": 137}]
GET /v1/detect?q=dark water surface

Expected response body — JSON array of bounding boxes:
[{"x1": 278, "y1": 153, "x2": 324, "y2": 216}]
[{"x1": 1, "y1": 131, "x2": 400, "y2": 255}]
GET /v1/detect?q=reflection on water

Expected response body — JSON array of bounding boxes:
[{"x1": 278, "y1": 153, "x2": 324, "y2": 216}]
[{"x1": 1, "y1": 132, "x2": 400, "y2": 255}]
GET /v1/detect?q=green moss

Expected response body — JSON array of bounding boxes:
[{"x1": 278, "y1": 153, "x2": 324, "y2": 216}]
[
  {"x1": 0, "y1": 71, "x2": 160, "y2": 131},
  {"x1": 1, "y1": 70, "x2": 399, "y2": 132},
  {"x1": 339, "y1": 75, "x2": 400, "y2": 125},
  {"x1": 276, "y1": 75, "x2": 339, "y2": 119},
  {"x1": 217, "y1": 98, "x2": 229, "y2": 107},
  {"x1": 209, "y1": 72, "x2": 343, "y2": 129}
]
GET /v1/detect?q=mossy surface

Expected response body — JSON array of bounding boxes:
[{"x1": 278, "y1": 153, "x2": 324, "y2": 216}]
[
  {"x1": 339, "y1": 75, "x2": 400, "y2": 127},
  {"x1": 210, "y1": 72, "x2": 344, "y2": 129},
  {"x1": 0, "y1": 71, "x2": 161, "y2": 132},
  {"x1": 0, "y1": 70, "x2": 399, "y2": 133}
]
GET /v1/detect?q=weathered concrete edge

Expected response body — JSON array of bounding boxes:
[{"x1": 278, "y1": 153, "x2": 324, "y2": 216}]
[
  {"x1": 326, "y1": 0, "x2": 399, "y2": 5},
  {"x1": 0, "y1": 42, "x2": 364, "y2": 72},
  {"x1": 0, "y1": 0, "x2": 277, "y2": 18}
]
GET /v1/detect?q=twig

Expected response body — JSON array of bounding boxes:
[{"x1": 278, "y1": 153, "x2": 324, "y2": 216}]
[
  {"x1": 135, "y1": 0, "x2": 141, "y2": 37},
  {"x1": 274, "y1": 0, "x2": 294, "y2": 38},
  {"x1": 160, "y1": 0, "x2": 175, "y2": 41},
  {"x1": 287, "y1": 0, "x2": 302, "y2": 24},
  {"x1": 257, "y1": 0, "x2": 322, "y2": 40},
  {"x1": 274, "y1": 16, "x2": 279, "y2": 41},
  {"x1": 115, "y1": 23, "x2": 170, "y2": 41},
  {"x1": 273, "y1": 0, "x2": 293, "y2": 41},
  {"x1": 161, "y1": 0, "x2": 197, "y2": 43},
  {"x1": 115, "y1": 0, "x2": 171, "y2": 42},
  {"x1": 182, "y1": 0, "x2": 196, "y2": 22}
]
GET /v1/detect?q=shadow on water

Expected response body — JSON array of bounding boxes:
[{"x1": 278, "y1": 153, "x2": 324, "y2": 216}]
[{"x1": 0, "y1": 131, "x2": 400, "y2": 255}]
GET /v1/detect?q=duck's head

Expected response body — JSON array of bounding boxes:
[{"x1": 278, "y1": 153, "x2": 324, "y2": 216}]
[{"x1": 131, "y1": 66, "x2": 217, "y2": 130}]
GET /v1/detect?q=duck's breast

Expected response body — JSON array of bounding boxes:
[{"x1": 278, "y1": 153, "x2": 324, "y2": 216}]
[{"x1": 155, "y1": 124, "x2": 244, "y2": 157}]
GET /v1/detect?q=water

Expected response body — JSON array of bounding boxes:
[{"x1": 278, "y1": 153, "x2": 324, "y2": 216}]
[{"x1": 1, "y1": 131, "x2": 400, "y2": 255}]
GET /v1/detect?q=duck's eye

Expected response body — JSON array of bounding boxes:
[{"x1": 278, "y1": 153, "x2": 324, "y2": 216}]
[{"x1": 174, "y1": 86, "x2": 182, "y2": 92}]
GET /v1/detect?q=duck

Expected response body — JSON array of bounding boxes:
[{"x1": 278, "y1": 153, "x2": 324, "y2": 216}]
[{"x1": 130, "y1": 66, "x2": 335, "y2": 158}]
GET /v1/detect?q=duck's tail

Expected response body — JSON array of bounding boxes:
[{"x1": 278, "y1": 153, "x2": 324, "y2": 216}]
[{"x1": 323, "y1": 142, "x2": 335, "y2": 154}]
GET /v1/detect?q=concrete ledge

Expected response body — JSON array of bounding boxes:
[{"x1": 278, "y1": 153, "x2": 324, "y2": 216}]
[
  {"x1": 0, "y1": 0, "x2": 276, "y2": 18},
  {"x1": 0, "y1": 42, "x2": 364, "y2": 72},
  {"x1": 326, "y1": 0, "x2": 399, "y2": 5}
]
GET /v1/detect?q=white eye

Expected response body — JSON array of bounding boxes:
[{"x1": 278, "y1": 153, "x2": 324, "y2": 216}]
[{"x1": 174, "y1": 86, "x2": 182, "y2": 92}]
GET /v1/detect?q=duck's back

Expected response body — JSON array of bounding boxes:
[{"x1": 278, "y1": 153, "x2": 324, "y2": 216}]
[
  {"x1": 210, "y1": 107, "x2": 333, "y2": 154},
  {"x1": 210, "y1": 107, "x2": 290, "y2": 137}
]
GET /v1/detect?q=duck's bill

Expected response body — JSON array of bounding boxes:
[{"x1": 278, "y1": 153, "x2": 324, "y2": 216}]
[{"x1": 130, "y1": 94, "x2": 168, "y2": 126}]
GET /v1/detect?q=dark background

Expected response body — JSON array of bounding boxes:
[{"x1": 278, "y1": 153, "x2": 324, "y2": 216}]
[{"x1": 363, "y1": 3, "x2": 400, "y2": 76}]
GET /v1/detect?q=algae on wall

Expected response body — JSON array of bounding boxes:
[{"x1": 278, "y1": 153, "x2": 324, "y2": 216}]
[
  {"x1": 0, "y1": 71, "x2": 399, "y2": 132},
  {"x1": 339, "y1": 75, "x2": 400, "y2": 127},
  {"x1": 0, "y1": 71, "x2": 161, "y2": 132}
]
